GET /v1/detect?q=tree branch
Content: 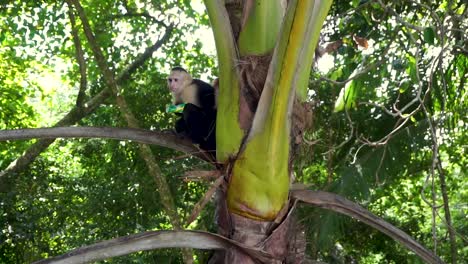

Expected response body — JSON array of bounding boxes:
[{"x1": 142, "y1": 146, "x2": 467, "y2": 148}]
[
  {"x1": 312, "y1": 41, "x2": 392, "y2": 87},
  {"x1": 32, "y1": 190, "x2": 445, "y2": 263},
  {"x1": 67, "y1": 4, "x2": 88, "y2": 107},
  {"x1": 292, "y1": 190, "x2": 444, "y2": 264},
  {"x1": 111, "y1": 12, "x2": 166, "y2": 27},
  {"x1": 376, "y1": 0, "x2": 425, "y2": 32},
  {"x1": 117, "y1": 24, "x2": 173, "y2": 82},
  {"x1": 0, "y1": 127, "x2": 206, "y2": 159},
  {"x1": 33, "y1": 230, "x2": 273, "y2": 264}
]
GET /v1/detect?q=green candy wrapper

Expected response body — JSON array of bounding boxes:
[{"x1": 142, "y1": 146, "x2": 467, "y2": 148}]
[{"x1": 166, "y1": 103, "x2": 186, "y2": 113}]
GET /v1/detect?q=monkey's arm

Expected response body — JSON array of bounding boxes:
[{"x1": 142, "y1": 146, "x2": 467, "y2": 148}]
[{"x1": 175, "y1": 114, "x2": 188, "y2": 134}]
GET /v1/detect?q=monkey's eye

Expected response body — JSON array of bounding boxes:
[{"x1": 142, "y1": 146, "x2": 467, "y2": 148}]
[{"x1": 168, "y1": 78, "x2": 172, "y2": 82}]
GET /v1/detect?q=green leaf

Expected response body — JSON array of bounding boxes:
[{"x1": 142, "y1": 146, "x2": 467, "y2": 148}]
[
  {"x1": 334, "y1": 66, "x2": 362, "y2": 112},
  {"x1": 330, "y1": 67, "x2": 343, "y2": 81},
  {"x1": 423, "y1": 27, "x2": 435, "y2": 45},
  {"x1": 399, "y1": 79, "x2": 411, "y2": 93},
  {"x1": 334, "y1": 78, "x2": 357, "y2": 112},
  {"x1": 406, "y1": 54, "x2": 418, "y2": 83}
]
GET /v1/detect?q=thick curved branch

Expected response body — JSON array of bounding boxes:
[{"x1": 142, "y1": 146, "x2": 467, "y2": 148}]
[
  {"x1": 0, "y1": 127, "x2": 210, "y2": 160},
  {"x1": 33, "y1": 230, "x2": 272, "y2": 264},
  {"x1": 292, "y1": 190, "x2": 444, "y2": 264}
]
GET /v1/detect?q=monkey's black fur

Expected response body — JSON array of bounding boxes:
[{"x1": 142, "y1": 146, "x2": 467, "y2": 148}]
[{"x1": 173, "y1": 76, "x2": 217, "y2": 153}]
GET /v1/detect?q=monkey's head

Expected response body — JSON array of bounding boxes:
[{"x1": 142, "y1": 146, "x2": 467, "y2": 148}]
[{"x1": 167, "y1": 67, "x2": 192, "y2": 95}]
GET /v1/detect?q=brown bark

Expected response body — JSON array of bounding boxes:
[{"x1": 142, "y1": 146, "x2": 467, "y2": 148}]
[{"x1": 210, "y1": 198, "x2": 300, "y2": 264}]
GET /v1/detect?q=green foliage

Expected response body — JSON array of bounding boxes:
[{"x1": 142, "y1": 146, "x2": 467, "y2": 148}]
[
  {"x1": 423, "y1": 27, "x2": 436, "y2": 45},
  {"x1": 333, "y1": 75, "x2": 358, "y2": 112},
  {"x1": 0, "y1": 0, "x2": 466, "y2": 263},
  {"x1": 0, "y1": 49, "x2": 41, "y2": 168},
  {"x1": 0, "y1": 0, "x2": 216, "y2": 263},
  {"x1": 297, "y1": 0, "x2": 467, "y2": 262}
]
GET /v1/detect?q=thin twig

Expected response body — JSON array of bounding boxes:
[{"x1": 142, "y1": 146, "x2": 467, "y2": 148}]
[
  {"x1": 376, "y1": 0, "x2": 425, "y2": 31},
  {"x1": 111, "y1": 12, "x2": 166, "y2": 27},
  {"x1": 67, "y1": 6, "x2": 88, "y2": 107},
  {"x1": 186, "y1": 176, "x2": 224, "y2": 226}
]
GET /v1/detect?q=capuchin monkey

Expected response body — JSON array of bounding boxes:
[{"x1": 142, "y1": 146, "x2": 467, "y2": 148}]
[{"x1": 167, "y1": 67, "x2": 216, "y2": 152}]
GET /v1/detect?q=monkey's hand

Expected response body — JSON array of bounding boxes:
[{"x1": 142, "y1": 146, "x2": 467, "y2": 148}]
[{"x1": 175, "y1": 116, "x2": 188, "y2": 134}]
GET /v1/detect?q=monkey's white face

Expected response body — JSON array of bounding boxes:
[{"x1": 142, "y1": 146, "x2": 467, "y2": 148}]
[
  {"x1": 168, "y1": 70, "x2": 194, "y2": 105},
  {"x1": 167, "y1": 71, "x2": 187, "y2": 94}
]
